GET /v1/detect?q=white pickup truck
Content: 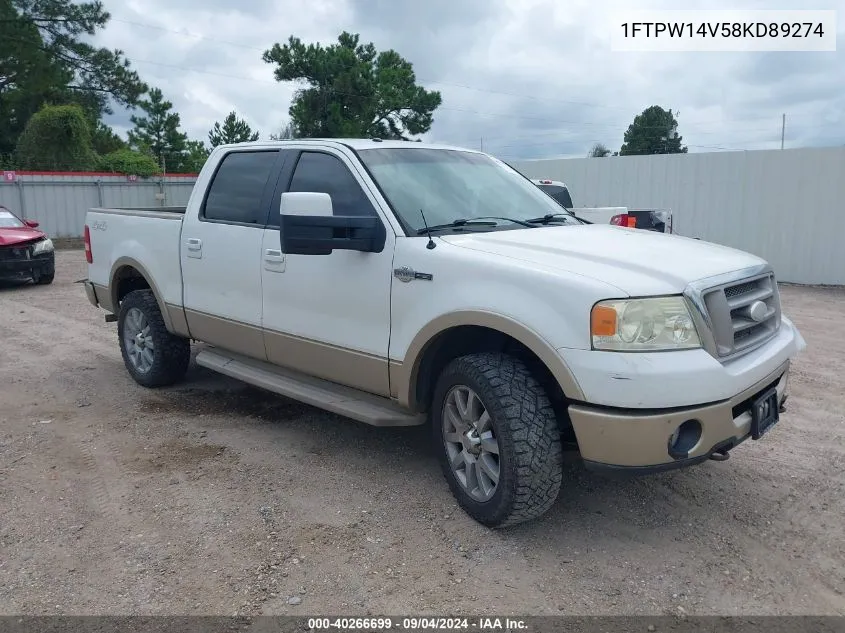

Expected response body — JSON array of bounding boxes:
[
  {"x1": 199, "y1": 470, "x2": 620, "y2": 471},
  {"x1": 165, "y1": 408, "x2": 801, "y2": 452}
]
[
  {"x1": 529, "y1": 178, "x2": 672, "y2": 232},
  {"x1": 83, "y1": 139, "x2": 806, "y2": 527}
]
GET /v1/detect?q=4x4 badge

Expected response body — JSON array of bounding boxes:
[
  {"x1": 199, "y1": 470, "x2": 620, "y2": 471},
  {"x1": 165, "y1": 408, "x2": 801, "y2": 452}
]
[{"x1": 394, "y1": 266, "x2": 433, "y2": 283}]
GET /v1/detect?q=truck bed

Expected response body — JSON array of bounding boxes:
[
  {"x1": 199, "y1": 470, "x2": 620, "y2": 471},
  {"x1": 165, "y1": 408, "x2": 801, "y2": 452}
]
[{"x1": 86, "y1": 206, "x2": 185, "y2": 314}]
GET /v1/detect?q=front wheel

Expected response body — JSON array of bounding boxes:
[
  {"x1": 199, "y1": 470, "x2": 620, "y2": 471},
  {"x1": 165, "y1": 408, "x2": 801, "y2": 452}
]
[
  {"x1": 34, "y1": 271, "x2": 54, "y2": 285},
  {"x1": 431, "y1": 352, "x2": 563, "y2": 528},
  {"x1": 117, "y1": 289, "x2": 190, "y2": 388}
]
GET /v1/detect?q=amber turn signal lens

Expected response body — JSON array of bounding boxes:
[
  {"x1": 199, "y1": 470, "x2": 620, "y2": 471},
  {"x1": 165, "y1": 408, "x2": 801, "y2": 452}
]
[{"x1": 591, "y1": 305, "x2": 617, "y2": 337}]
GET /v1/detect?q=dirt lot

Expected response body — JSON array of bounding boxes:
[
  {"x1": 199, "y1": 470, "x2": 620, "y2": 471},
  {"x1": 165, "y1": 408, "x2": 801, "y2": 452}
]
[{"x1": 1, "y1": 249, "x2": 843, "y2": 616}]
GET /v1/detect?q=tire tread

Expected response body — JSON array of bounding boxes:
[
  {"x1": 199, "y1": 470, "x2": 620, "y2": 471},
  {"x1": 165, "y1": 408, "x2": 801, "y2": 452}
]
[
  {"x1": 433, "y1": 352, "x2": 563, "y2": 527},
  {"x1": 118, "y1": 289, "x2": 190, "y2": 388}
]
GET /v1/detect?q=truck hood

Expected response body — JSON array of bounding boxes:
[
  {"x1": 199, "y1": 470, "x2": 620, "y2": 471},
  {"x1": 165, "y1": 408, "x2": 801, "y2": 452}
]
[
  {"x1": 0, "y1": 226, "x2": 45, "y2": 247},
  {"x1": 440, "y1": 224, "x2": 767, "y2": 296}
]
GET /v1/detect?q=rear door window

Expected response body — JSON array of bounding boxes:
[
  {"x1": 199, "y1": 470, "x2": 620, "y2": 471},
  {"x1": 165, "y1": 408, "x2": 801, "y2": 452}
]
[{"x1": 203, "y1": 150, "x2": 279, "y2": 225}]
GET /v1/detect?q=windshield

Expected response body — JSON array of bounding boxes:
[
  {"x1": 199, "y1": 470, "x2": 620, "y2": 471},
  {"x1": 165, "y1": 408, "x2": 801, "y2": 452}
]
[
  {"x1": 0, "y1": 207, "x2": 24, "y2": 228},
  {"x1": 357, "y1": 148, "x2": 572, "y2": 233}
]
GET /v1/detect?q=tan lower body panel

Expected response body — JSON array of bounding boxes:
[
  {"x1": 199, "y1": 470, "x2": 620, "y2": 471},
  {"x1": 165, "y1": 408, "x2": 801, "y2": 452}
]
[
  {"x1": 569, "y1": 361, "x2": 790, "y2": 468},
  {"x1": 165, "y1": 303, "x2": 191, "y2": 338},
  {"x1": 183, "y1": 309, "x2": 266, "y2": 360},
  {"x1": 91, "y1": 282, "x2": 113, "y2": 312},
  {"x1": 181, "y1": 309, "x2": 391, "y2": 398},
  {"x1": 84, "y1": 281, "x2": 100, "y2": 308},
  {"x1": 265, "y1": 329, "x2": 390, "y2": 397},
  {"x1": 388, "y1": 361, "x2": 402, "y2": 399},
  {"x1": 196, "y1": 348, "x2": 423, "y2": 427}
]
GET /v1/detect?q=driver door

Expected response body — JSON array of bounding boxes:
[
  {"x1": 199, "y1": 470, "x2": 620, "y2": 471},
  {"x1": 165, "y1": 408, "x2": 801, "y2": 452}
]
[{"x1": 260, "y1": 148, "x2": 395, "y2": 396}]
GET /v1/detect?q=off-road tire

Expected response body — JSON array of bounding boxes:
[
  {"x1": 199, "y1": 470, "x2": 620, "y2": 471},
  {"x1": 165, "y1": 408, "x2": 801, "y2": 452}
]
[
  {"x1": 431, "y1": 352, "x2": 563, "y2": 528},
  {"x1": 118, "y1": 289, "x2": 190, "y2": 388},
  {"x1": 34, "y1": 272, "x2": 54, "y2": 285}
]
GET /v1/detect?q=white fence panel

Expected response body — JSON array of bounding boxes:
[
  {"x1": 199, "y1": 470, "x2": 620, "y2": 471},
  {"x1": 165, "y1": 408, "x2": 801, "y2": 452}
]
[
  {"x1": 513, "y1": 147, "x2": 845, "y2": 285},
  {"x1": 0, "y1": 174, "x2": 198, "y2": 238}
]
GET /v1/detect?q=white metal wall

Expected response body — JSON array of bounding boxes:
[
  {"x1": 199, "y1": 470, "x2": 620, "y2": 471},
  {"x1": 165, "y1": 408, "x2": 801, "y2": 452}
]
[
  {"x1": 513, "y1": 147, "x2": 845, "y2": 285},
  {"x1": 0, "y1": 174, "x2": 197, "y2": 238}
]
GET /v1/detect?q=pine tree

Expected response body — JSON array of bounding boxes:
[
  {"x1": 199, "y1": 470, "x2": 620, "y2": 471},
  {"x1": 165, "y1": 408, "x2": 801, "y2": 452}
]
[
  {"x1": 128, "y1": 88, "x2": 188, "y2": 170},
  {"x1": 208, "y1": 111, "x2": 259, "y2": 146}
]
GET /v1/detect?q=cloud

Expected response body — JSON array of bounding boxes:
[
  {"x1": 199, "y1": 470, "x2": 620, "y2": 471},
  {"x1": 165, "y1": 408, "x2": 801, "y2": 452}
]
[{"x1": 94, "y1": 0, "x2": 845, "y2": 159}]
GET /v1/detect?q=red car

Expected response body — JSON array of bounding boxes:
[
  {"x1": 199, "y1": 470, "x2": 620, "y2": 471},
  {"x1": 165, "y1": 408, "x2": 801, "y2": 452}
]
[{"x1": 0, "y1": 205, "x2": 55, "y2": 285}]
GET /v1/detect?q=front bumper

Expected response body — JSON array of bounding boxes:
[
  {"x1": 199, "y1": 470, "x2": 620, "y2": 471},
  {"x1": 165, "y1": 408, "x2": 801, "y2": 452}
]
[
  {"x1": 0, "y1": 251, "x2": 54, "y2": 281},
  {"x1": 569, "y1": 360, "x2": 790, "y2": 472}
]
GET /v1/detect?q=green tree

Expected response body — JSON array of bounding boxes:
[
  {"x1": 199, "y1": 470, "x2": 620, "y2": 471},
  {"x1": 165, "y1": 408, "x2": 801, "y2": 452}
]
[
  {"x1": 182, "y1": 139, "x2": 210, "y2": 172},
  {"x1": 588, "y1": 142, "x2": 611, "y2": 157},
  {"x1": 127, "y1": 88, "x2": 187, "y2": 171},
  {"x1": 15, "y1": 102, "x2": 95, "y2": 169},
  {"x1": 91, "y1": 121, "x2": 125, "y2": 154},
  {"x1": 263, "y1": 31, "x2": 442, "y2": 139},
  {"x1": 269, "y1": 121, "x2": 297, "y2": 140},
  {"x1": 95, "y1": 147, "x2": 159, "y2": 177},
  {"x1": 0, "y1": 0, "x2": 146, "y2": 155},
  {"x1": 208, "y1": 110, "x2": 259, "y2": 147},
  {"x1": 619, "y1": 106, "x2": 688, "y2": 156}
]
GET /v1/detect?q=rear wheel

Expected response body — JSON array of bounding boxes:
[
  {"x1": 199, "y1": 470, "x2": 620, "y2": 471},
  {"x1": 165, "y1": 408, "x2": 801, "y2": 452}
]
[
  {"x1": 118, "y1": 289, "x2": 190, "y2": 387},
  {"x1": 431, "y1": 352, "x2": 563, "y2": 527}
]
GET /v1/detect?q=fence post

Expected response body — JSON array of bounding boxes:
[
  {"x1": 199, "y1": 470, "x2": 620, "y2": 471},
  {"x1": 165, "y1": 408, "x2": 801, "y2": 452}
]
[
  {"x1": 15, "y1": 179, "x2": 26, "y2": 216},
  {"x1": 96, "y1": 179, "x2": 104, "y2": 207}
]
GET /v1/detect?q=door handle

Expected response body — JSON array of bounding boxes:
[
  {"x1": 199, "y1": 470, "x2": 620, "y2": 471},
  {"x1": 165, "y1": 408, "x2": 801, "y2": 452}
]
[
  {"x1": 185, "y1": 237, "x2": 202, "y2": 259},
  {"x1": 264, "y1": 248, "x2": 284, "y2": 262}
]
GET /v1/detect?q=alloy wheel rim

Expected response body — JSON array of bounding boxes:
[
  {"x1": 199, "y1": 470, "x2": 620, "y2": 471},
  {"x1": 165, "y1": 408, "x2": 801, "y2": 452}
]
[
  {"x1": 123, "y1": 307, "x2": 155, "y2": 373},
  {"x1": 442, "y1": 385, "x2": 501, "y2": 502}
]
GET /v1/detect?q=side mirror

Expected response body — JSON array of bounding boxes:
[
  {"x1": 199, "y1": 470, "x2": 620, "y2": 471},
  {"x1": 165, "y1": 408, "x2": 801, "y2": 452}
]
[
  {"x1": 279, "y1": 192, "x2": 386, "y2": 255},
  {"x1": 24, "y1": 219, "x2": 39, "y2": 228},
  {"x1": 281, "y1": 191, "x2": 333, "y2": 217}
]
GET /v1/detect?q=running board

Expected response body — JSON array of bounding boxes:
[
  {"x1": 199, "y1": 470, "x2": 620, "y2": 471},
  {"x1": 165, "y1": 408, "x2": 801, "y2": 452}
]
[{"x1": 195, "y1": 348, "x2": 425, "y2": 427}]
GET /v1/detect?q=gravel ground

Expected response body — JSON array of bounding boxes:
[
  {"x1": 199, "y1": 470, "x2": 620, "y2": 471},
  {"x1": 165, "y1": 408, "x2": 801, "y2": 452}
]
[{"x1": 1, "y1": 249, "x2": 843, "y2": 616}]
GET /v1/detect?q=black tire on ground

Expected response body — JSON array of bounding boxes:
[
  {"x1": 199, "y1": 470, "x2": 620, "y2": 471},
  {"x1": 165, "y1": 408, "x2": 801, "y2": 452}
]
[
  {"x1": 35, "y1": 272, "x2": 54, "y2": 285},
  {"x1": 431, "y1": 352, "x2": 564, "y2": 528},
  {"x1": 117, "y1": 289, "x2": 190, "y2": 388}
]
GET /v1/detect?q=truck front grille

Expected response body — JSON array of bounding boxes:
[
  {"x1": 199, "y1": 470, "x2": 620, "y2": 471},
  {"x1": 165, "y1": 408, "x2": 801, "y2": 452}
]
[{"x1": 699, "y1": 272, "x2": 782, "y2": 359}]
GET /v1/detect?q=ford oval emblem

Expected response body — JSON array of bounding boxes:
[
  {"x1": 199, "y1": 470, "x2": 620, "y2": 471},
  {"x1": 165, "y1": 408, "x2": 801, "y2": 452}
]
[{"x1": 748, "y1": 300, "x2": 768, "y2": 323}]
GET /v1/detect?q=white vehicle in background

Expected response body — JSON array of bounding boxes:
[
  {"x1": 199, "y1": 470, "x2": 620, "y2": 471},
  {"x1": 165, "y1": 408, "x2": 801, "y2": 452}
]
[{"x1": 531, "y1": 178, "x2": 673, "y2": 233}]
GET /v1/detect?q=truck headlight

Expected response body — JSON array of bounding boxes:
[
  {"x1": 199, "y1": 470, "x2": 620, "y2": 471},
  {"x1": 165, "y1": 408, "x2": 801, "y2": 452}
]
[
  {"x1": 32, "y1": 238, "x2": 54, "y2": 255},
  {"x1": 590, "y1": 296, "x2": 700, "y2": 351}
]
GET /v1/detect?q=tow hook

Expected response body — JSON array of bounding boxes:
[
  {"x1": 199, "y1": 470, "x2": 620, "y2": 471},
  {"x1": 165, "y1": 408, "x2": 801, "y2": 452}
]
[{"x1": 709, "y1": 449, "x2": 730, "y2": 462}]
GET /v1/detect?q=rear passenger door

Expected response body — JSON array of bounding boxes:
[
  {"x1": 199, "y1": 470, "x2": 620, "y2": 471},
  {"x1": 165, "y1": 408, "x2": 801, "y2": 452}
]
[
  {"x1": 181, "y1": 149, "x2": 285, "y2": 361},
  {"x1": 260, "y1": 148, "x2": 395, "y2": 397}
]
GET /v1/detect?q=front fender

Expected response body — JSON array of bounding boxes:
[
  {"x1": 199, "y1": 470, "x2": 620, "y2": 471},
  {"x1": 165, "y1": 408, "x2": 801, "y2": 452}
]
[
  {"x1": 388, "y1": 238, "x2": 624, "y2": 409},
  {"x1": 391, "y1": 309, "x2": 587, "y2": 410}
]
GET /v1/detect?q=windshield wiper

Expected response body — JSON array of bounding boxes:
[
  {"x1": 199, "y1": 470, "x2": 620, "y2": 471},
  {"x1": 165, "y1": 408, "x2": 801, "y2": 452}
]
[
  {"x1": 415, "y1": 218, "x2": 497, "y2": 235},
  {"x1": 471, "y1": 216, "x2": 537, "y2": 228},
  {"x1": 526, "y1": 210, "x2": 592, "y2": 225}
]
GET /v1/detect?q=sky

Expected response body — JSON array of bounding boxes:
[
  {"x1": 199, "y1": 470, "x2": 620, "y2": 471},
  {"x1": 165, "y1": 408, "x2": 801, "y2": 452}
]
[{"x1": 94, "y1": 0, "x2": 845, "y2": 160}]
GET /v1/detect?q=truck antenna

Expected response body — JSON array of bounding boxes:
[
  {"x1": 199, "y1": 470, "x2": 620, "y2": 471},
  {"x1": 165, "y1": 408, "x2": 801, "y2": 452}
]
[{"x1": 420, "y1": 209, "x2": 436, "y2": 250}]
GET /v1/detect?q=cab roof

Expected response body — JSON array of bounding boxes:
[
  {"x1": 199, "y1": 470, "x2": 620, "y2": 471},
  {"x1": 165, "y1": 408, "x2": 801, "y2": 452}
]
[{"x1": 220, "y1": 138, "x2": 481, "y2": 153}]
